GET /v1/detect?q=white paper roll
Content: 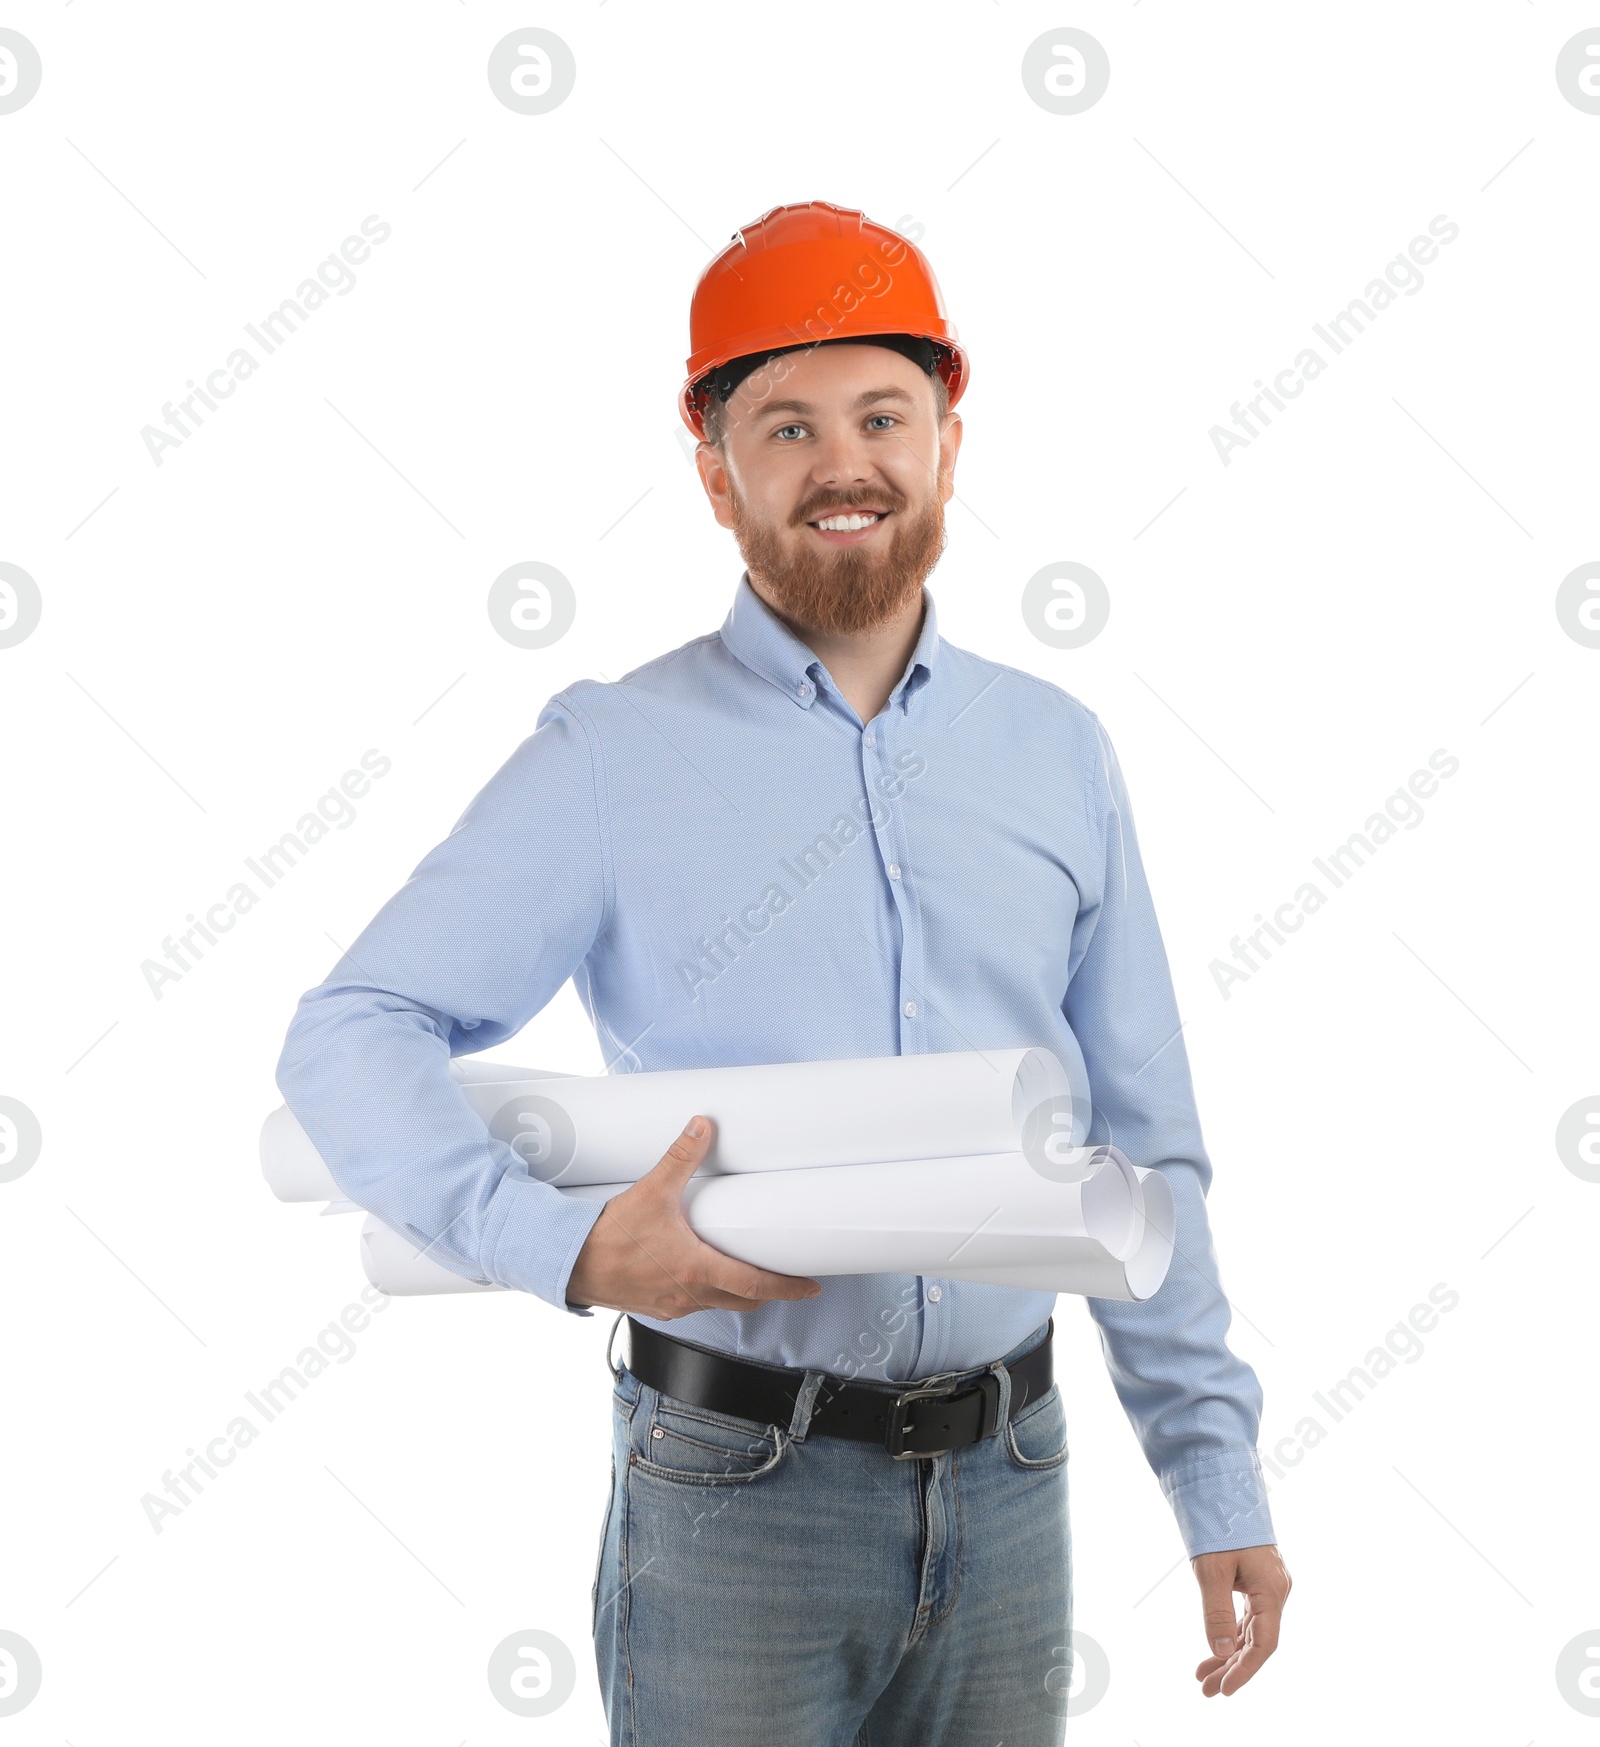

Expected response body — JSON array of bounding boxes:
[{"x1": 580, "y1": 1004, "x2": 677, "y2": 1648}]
[
  {"x1": 260, "y1": 1102, "x2": 345, "y2": 1204},
  {"x1": 557, "y1": 1147, "x2": 1139, "y2": 1274},
  {"x1": 359, "y1": 1217, "x2": 501, "y2": 1296},
  {"x1": 946, "y1": 1167, "x2": 1175, "y2": 1301},
  {"x1": 452, "y1": 1046, "x2": 1090, "y2": 1189},
  {"x1": 354, "y1": 1148, "x2": 1172, "y2": 1305},
  {"x1": 263, "y1": 1047, "x2": 1087, "y2": 1203}
]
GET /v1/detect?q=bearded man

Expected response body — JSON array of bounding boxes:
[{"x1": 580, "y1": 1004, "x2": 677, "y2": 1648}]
[{"x1": 275, "y1": 202, "x2": 1288, "y2": 1747}]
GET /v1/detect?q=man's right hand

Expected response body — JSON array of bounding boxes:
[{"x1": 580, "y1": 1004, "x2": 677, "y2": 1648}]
[{"x1": 564, "y1": 1114, "x2": 823, "y2": 1318}]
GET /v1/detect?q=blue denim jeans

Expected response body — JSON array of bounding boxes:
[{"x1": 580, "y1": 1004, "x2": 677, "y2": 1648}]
[{"x1": 592, "y1": 1319, "x2": 1071, "y2": 1746}]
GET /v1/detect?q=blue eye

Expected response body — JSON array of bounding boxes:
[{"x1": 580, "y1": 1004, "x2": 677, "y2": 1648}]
[
  {"x1": 774, "y1": 424, "x2": 806, "y2": 441},
  {"x1": 867, "y1": 414, "x2": 896, "y2": 430}
]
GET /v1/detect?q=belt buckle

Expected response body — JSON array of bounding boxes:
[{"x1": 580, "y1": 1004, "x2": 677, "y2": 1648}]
[
  {"x1": 884, "y1": 1382, "x2": 957, "y2": 1460},
  {"x1": 883, "y1": 1372, "x2": 1003, "y2": 1460}
]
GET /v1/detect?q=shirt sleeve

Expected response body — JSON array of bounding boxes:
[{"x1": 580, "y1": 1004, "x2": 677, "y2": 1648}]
[
  {"x1": 1062, "y1": 710, "x2": 1277, "y2": 1558},
  {"x1": 273, "y1": 695, "x2": 611, "y2": 1313}
]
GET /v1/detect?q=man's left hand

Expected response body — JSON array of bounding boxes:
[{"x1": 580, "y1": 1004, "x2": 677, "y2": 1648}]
[{"x1": 1191, "y1": 1543, "x2": 1291, "y2": 1696}]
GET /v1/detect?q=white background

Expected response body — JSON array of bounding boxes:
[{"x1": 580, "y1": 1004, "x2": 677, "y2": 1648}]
[{"x1": 2, "y1": 2, "x2": 1597, "y2": 1741}]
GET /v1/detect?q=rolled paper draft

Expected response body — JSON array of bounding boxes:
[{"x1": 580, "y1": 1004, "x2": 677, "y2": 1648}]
[
  {"x1": 945, "y1": 1166, "x2": 1175, "y2": 1302},
  {"x1": 356, "y1": 1148, "x2": 1169, "y2": 1304},
  {"x1": 455, "y1": 1046, "x2": 1088, "y2": 1187},
  {"x1": 646, "y1": 1146, "x2": 1141, "y2": 1275},
  {"x1": 264, "y1": 1045, "x2": 1092, "y2": 1204},
  {"x1": 359, "y1": 1216, "x2": 501, "y2": 1296}
]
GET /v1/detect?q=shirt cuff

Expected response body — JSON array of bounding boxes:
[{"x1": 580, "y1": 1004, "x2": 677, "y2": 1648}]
[
  {"x1": 482, "y1": 1169, "x2": 608, "y2": 1316},
  {"x1": 1162, "y1": 1448, "x2": 1278, "y2": 1558}
]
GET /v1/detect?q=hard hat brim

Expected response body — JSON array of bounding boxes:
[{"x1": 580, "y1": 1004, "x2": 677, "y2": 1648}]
[{"x1": 679, "y1": 325, "x2": 968, "y2": 439}]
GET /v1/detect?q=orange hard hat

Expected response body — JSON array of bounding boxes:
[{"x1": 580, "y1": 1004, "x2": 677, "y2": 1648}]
[{"x1": 679, "y1": 200, "x2": 969, "y2": 439}]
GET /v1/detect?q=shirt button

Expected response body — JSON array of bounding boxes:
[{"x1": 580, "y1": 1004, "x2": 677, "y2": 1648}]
[
  {"x1": 887, "y1": 862, "x2": 901, "y2": 880},
  {"x1": 903, "y1": 1000, "x2": 917, "y2": 1019},
  {"x1": 926, "y1": 1283, "x2": 943, "y2": 1303},
  {"x1": 864, "y1": 732, "x2": 875, "y2": 748},
  {"x1": 797, "y1": 682, "x2": 811, "y2": 699}
]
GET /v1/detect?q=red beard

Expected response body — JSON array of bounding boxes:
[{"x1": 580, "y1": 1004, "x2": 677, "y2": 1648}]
[{"x1": 729, "y1": 484, "x2": 947, "y2": 637}]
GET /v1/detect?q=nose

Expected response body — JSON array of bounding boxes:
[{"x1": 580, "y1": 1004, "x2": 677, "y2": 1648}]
[{"x1": 807, "y1": 423, "x2": 878, "y2": 494}]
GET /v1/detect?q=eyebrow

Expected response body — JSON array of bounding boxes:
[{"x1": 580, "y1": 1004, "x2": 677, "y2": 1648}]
[{"x1": 750, "y1": 386, "x2": 918, "y2": 421}]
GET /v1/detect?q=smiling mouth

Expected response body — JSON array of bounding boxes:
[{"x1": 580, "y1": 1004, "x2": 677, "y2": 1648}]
[{"x1": 807, "y1": 509, "x2": 891, "y2": 533}]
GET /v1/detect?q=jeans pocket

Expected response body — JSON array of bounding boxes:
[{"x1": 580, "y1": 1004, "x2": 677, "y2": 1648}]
[
  {"x1": 1004, "y1": 1382, "x2": 1069, "y2": 1470},
  {"x1": 630, "y1": 1386, "x2": 789, "y2": 1488}
]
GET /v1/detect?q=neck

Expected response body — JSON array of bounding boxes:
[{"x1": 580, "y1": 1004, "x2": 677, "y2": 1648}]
[{"x1": 748, "y1": 575, "x2": 926, "y2": 726}]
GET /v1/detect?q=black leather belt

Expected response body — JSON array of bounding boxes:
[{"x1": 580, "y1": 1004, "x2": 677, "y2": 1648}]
[{"x1": 625, "y1": 1316, "x2": 1053, "y2": 1460}]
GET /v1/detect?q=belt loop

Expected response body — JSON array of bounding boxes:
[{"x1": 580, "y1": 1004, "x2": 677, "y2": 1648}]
[
  {"x1": 787, "y1": 1370, "x2": 825, "y2": 1442},
  {"x1": 604, "y1": 1312, "x2": 627, "y2": 1382},
  {"x1": 987, "y1": 1352, "x2": 1014, "y2": 1436}
]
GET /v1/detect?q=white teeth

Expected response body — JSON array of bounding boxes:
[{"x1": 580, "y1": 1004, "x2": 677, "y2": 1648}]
[{"x1": 814, "y1": 513, "x2": 882, "y2": 531}]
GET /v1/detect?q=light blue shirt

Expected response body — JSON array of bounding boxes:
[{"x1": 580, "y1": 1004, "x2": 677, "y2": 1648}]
[{"x1": 275, "y1": 571, "x2": 1276, "y2": 1556}]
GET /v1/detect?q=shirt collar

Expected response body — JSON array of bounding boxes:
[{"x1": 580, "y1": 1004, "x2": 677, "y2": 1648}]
[{"x1": 719, "y1": 569, "x2": 941, "y2": 713}]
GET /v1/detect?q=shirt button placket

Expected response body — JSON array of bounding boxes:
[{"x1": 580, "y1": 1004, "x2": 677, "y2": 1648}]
[
  {"x1": 863, "y1": 720, "x2": 919, "y2": 1042},
  {"x1": 865, "y1": 726, "x2": 901, "y2": 890}
]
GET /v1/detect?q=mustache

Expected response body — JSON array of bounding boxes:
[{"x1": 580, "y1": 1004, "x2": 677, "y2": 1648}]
[{"x1": 791, "y1": 487, "x2": 908, "y2": 525}]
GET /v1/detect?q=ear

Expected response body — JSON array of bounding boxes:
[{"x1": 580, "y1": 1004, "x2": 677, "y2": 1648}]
[
  {"x1": 936, "y1": 412, "x2": 964, "y2": 504},
  {"x1": 695, "y1": 441, "x2": 737, "y2": 530}
]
